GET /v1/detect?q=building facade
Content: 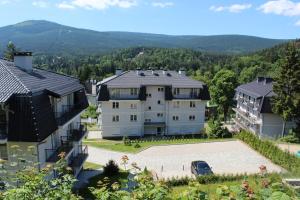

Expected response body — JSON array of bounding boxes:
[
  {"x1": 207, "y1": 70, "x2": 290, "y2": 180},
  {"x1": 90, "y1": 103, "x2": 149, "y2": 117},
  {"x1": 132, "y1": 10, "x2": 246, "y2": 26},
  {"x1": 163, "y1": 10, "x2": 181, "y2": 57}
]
[
  {"x1": 0, "y1": 52, "x2": 89, "y2": 178},
  {"x1": 233, "y1": 77, "x2": 294, "y2": 139},
  {"x1": 97, "y1": 70, "x2": 210, "y2": 138}
]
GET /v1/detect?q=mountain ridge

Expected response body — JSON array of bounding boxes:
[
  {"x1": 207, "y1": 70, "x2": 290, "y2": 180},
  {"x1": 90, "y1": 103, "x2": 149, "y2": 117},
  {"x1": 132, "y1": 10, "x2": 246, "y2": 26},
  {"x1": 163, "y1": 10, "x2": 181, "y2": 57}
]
[{"x1": 0, "y1": 20, "x2": 287, "y2": 55}]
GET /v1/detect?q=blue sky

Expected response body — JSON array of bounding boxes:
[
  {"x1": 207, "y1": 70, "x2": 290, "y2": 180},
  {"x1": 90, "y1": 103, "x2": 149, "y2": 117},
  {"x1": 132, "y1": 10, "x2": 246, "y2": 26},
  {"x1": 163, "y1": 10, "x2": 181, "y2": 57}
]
[{"x1": 0, "y1": 0, "x2": 299, "y2": 39}]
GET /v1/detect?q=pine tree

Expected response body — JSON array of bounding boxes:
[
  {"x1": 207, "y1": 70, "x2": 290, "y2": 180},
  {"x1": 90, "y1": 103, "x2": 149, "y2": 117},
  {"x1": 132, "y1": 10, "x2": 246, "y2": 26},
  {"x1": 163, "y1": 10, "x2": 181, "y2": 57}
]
[
  {"x1": 4, "y1": 41, "x2": 17, "y2": 61},
  {"x1": 272, "y1": 42, "x2": 300, "y2": 137}
]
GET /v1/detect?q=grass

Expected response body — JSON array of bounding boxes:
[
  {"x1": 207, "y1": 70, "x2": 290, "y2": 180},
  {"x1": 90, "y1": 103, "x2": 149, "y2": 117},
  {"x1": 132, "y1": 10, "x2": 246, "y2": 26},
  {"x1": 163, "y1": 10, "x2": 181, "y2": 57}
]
[
  {"x1": 78, "y1": 170, "x2": 129, "y2": 199},
  {"x1": 84, "y1": 138, "x2": 235, "y2": 153},
  {"x1": 83, "y1": 162, "x2": 102, "y2": 170}
]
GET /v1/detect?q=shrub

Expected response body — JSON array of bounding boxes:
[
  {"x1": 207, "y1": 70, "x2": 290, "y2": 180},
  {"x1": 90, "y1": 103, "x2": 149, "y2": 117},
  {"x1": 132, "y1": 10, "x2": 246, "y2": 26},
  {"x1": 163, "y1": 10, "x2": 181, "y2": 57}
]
[
  {"x1": 208, "y1": 120, "x2": 232, "y2": 138},
  {"x1": 134, "y1": 143, "x2": 141, "y2": 148},
  {"x1": 279, "y1": 130, "x2": 300, "y2": 143},
  {"x1": 103, "y1": 160, "x2": 119, "y2": 176},
  {"x1": 122, "y1": 136, "x2": 131, "y2": 146}
]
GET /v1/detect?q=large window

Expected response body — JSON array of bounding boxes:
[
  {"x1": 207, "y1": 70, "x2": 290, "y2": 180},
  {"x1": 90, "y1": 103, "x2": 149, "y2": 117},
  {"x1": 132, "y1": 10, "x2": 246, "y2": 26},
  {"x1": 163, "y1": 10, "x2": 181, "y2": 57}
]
[
  {"x1": 130, "y1": 115, "x2": 137, "y2": 122},
  {"x1": 130, "y1": 88, "x2": 138, "y2": 96},
  {"x1": 173, "y1": 88, "x2": 180, "y2": 95},
  {"x1": 172, "y1": 116, "x2": 179, "y2": 121},
  {"x1": 112, "y1": 115, "x2": 119, "y2": 122},
  {"x1": 173, "y1": 101, "x2": 180, "y2": 108},
  {"x1": 112, "y1": 102, "x2": 119, "y2": 109},
  {"x1": 130, "y1": 103, "x2": 137, "y2": 109},
  {"x1": 190, "y1": 101, "x2": 196, "y2": 108}
]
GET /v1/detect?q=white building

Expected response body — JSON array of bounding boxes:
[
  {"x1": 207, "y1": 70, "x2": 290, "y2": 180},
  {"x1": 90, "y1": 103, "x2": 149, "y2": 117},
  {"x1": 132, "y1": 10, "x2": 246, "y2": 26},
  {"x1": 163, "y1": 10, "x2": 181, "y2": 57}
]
[
  {"x1": 97, "y1": 69, "x2": 210, "y2": 138},
  {"x1": 0, "y1": 52, "x2": 89, "y2": 179},
  {"x1": 233, "y1": 77, "x2": 295, "y2": 139}
]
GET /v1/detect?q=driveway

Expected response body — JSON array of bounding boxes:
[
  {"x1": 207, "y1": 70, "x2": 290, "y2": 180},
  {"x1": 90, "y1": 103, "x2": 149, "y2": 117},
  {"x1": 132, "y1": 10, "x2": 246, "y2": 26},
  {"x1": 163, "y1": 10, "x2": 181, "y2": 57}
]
[{"x1": 87, "y1": 140, "x2": 283, "y2": 179}]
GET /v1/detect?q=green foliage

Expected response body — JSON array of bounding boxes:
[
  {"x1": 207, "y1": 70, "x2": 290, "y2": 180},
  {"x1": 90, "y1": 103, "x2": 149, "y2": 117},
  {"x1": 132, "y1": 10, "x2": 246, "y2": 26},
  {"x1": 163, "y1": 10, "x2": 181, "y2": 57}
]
[
  {"x1": 207, "y1": 120, "x2": 232, "y2": 138},
  {"x1": 4, "y1": 41, "x2": 17, "y2": 61},
  {"x1": 103, "y1": 160, "x2": 120, "y2": 176},
  {"x1": 209, "y1": 69, "x2": 238, "y2": 121},
  {"x1": 81, "y1": 105, "x2": 98, "y2": 119},
  {"x1": 134, "y1": 143, "x2": 141, "y2": 148},
  {"x1": 272, "y1": 42, "x2": 300, "y2": 136},
  {"x1": 236, "y1": 131, "x2": 300, "y2": 173},
  {"x1": 122, "y1": 136, "x2": 132, "y2": 146},
  {"x1": 279, "y1": 129, "x2": 300, "y2": 143}
]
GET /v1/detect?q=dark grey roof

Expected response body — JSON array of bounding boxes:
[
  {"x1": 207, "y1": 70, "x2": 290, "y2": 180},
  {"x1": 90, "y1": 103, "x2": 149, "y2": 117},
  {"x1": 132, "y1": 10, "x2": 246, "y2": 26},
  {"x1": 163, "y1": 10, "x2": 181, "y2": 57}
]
[
  {"x1": 101, "y1": 70, "x2": 205, "y2": 88},
  {"x1": 235, "y1": 78, "x2": 274, "y2": 98},
  {"x1": 0, "y1": 59, "x2": 83, "y2": 102}
]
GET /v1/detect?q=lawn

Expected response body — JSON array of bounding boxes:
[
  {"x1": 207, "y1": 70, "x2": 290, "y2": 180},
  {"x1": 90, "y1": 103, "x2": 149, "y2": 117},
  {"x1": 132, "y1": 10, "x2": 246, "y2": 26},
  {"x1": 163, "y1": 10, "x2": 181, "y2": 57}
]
[
  {"x1": 83, "y1": 138, "x2": 235, "y2": 153},
  {"x1": 83, "y1": 162, "x2": 102, "y2": 170}
]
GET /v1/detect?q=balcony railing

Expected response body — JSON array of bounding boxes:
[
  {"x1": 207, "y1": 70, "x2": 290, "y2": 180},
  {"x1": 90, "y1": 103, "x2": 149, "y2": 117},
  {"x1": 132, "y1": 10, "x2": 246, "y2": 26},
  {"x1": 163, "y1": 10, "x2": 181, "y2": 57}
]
[
  {"x1": 70, "y1": 145, "x2": 88, "y2": 168},
  {"x1": 0, "y1": 123, "x2": 7, "y2": 143},
  {"x1": 233, "y1": 108, "x2": 261, "y2": 125},
  {"x1": 45, "y1": 143, "x2": 73, "y2": 163},
  {"x1": 67, "y1": 124, "x2": 87, "y2": 142},
  {"x1": 173, "y1": 93, "x2": 199, "y2": 99},
  {"x1": 55, "y1": 102, "x2": 87, "y2": 126}
]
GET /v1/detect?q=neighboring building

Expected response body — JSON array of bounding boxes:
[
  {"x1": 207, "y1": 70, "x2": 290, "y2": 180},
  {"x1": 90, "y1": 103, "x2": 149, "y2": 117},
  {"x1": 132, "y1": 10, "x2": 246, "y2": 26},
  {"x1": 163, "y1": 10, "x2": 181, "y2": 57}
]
[
  {"x1": 233, "y1": 77, "x2": 294, "y2": 139},
  {"x1": 84, "y1": 79, "x2": 97, "y2": 105},
  {"x1": 0, "y1": 52, "x2": 89, "y2": 178},
  {"x1": 97, "y1": 69, "x2": 210, "y2": 138}
]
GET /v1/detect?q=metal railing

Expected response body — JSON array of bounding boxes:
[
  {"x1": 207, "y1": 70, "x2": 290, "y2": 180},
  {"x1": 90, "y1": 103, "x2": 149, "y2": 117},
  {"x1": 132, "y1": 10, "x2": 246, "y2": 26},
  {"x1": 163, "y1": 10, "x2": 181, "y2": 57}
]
[
  {"x1": 54, "y1": 102, "x2": 86, "y2": 126},
  {"x1": 70, "y1": 145, "x2": 88, "y2": 168},
  {"x1": 45, "y1": 143, "x2": 73, "y2": 163}
]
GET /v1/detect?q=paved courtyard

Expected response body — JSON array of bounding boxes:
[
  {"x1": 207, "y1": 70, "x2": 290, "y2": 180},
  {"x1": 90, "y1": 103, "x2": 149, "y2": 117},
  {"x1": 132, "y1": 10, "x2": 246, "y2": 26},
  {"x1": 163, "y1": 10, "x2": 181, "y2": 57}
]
[{"x1": 87, "y1": 140, "x2": 283, "y2": 179}]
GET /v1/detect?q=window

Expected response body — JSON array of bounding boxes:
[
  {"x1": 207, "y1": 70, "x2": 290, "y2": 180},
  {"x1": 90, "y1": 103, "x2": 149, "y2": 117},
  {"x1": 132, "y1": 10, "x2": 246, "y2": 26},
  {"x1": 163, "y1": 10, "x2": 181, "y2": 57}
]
[
  {"x1": 148, "y1": 106, "x2": 152, "y2": 110},
  {"x1": 111, "y1": 89, "x2": 120, "y2": 97},
  {"x1": 158, "y1": 87, "x2": 164, "y2": 92},
  {"x1": 146, "y1": 93, "x2": 152, "y2": 97},
  {"x1": 157, "y1": 100, "x2": 161, "y2": 105},
  {"x1": 112, "y1": 115, "x2": 119, "y2": 122},
  {"x1": 130, "y1": 115, "x2": 137, "y2": 122},
  {"x1": 190, "y1": 101, "x2": 196, "y2": 108},
  {"x1": 172, "y1": 116, "x2": 179, "y2": 121},
  {"x1": 173, "y1": 101, "x2": 180, "y2": 108},
  {"x1": 130, "y1": 103, "x2": 137, "y2": 109},
  {"x1": 145, "y1": 119, "x2": 151, "y2": 122},
  {"x1": 112, "y1": 102, "x2": 119, "y2": 109},
  {"x1": 189, "y1": 115, "x2": 195, "y2": 121},
  {"x1": 157, "y1": 113, "x2": 163, "y2": 117},
  {"x1": 130, "y1": 88, "x2": 138, "y2": 95},
  {"x1": 174, "y1": 88, "x2": 180, "y2": 95}
]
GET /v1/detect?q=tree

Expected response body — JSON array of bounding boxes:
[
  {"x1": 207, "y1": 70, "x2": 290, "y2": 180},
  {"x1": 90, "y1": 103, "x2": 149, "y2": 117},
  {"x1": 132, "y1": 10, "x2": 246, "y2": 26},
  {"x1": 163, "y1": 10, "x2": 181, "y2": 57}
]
[
  {"x1": 4, "y1": 41, "x2": 17, "y2": 61},
  {"x1": 210, "y1": 69, "x2": 237, "y2": 122},
  {"x1": 272, "y1": 42, "x2": 300, "y2": 137}
]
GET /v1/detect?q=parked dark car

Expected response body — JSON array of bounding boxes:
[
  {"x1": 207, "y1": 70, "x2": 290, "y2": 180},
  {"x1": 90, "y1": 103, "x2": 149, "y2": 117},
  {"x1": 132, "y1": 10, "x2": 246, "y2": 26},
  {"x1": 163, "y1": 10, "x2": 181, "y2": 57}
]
[{"x1": 191, "y1": 161, "x2": 213, "y2": 176}]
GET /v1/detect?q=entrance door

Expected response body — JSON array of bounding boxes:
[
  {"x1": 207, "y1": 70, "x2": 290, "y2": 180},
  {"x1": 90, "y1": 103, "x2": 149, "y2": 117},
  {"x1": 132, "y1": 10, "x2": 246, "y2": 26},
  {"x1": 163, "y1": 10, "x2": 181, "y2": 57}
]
[{"x1": 157, "y1": 127, "x2": 162, "y2": 135}]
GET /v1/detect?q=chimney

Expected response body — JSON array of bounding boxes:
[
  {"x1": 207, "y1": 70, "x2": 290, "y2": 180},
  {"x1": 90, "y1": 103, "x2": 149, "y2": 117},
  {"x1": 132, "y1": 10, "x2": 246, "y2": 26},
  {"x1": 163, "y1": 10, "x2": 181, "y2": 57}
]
[
  {"x1": 162, "y1": 69, "x2": 166, "y2": 75},
  {"x1": 14, "y1": 52, "x2": 33, "y2": 72},
  {"x1": 115, "y1": 68, "x2": 123, "y2": 76},
  {"x1": 264, "y1": 77, "x2": 273, "y2": 85},
  {"x1": 178, "y1": 68, "x2": 186, "y2": 76},
  {"x1": 136, "y1": 68, "x2": 141, "y2": 75}
]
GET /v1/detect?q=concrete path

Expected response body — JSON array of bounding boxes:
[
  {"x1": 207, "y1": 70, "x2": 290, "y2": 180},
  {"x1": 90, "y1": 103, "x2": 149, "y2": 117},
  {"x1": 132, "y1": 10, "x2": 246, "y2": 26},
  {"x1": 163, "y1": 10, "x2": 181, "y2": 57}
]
[
  {"x1": 87, "y1": 140, "x2": 283, "y2": 179},
  {"x1": 277, "y1": 143, "x2": 300, "y2": 154}
]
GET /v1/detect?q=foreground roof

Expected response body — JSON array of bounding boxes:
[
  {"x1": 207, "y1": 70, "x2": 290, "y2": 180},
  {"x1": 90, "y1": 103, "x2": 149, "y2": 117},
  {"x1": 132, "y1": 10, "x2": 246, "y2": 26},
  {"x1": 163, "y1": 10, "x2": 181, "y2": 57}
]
[
  {"x1": 0, "y1": 59, "x2": 83, "y2": 103},
  {"x1": 101, "y1": 70, "x2": 205, "y2": 88}
]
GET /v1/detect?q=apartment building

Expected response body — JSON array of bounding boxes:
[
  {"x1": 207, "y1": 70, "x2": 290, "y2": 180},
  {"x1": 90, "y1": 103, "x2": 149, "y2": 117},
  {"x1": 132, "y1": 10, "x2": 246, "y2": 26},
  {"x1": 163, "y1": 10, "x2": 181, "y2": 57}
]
[
  {"x1": 0, "y1": 52, "x2": 89, "y2": 178},
  {"x1": 233, "y1": 77, "x2": 294, "y2": 139},
  {"x1": 97, "y1": 69, "x2": 210, "y2": 138}
]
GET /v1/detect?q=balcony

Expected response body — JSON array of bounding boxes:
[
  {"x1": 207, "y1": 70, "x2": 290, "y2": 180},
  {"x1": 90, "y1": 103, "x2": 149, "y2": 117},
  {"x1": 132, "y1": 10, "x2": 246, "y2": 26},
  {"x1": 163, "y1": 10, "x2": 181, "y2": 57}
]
[
  {"x1": 55, "y1": 102, "x2": 87, "y2": 126},
  {"x1": 45, "y1": 143, "x2": 73, "y2": 163},
  {"x1": 67, "y1": 125, "x2": 87, "y2": 142},
  {"x1": 232, "y1": 108, "x2": 261, "y2": 125},
  {"x1": 173, "y1": 93, "x2": 200, "y2": 100},
  {"x1": 233, "y1": 118, "x2": 259, "y2": 134},
  {"x1": 70, "y1": 145, "x2": 88, "y2": 169}
]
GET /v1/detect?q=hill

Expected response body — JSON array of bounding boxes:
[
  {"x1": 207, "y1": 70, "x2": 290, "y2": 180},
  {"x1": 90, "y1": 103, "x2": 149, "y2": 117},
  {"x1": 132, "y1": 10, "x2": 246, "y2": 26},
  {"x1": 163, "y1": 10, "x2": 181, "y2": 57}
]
[{"x1": 0, "y1": 20, "x2": 287, "y2": 55}]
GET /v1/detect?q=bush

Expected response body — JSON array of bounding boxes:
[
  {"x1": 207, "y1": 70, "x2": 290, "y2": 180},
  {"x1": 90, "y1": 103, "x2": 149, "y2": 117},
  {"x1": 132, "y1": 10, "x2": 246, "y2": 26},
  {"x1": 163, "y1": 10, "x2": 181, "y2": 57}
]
[
  {"x1": 236, "y1": 131, "x2": 300, "y2": 173},
  {"x1": 103, "y1": 160, "x2": 119, "y2": 176},
  {"x1": 208, "y1": 120, "x2": 232, "y2": 138},
  {"x1": 134, "y1": 143, "x2": 141, "y2": 148},
  {"x1": 122, "y1": 136, "x2": 131, "y2": 146},
  {"x1": 279, "y1": 130, "x2": 300, "y2": 143}
]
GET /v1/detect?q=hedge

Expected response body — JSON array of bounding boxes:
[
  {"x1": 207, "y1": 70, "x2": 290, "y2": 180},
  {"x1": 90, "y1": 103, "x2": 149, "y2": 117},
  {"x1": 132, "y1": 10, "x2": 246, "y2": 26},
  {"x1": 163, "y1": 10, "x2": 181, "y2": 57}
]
[{"x1": 236, "y1": 131, "x2": 300, "y2": 173}]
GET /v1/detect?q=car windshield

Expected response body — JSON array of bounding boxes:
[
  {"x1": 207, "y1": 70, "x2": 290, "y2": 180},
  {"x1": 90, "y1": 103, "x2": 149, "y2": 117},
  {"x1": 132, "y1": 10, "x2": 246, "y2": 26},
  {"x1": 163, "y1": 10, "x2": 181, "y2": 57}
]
[{"x1": 196, "y1": 162, "x2": 210, "y2": 169}]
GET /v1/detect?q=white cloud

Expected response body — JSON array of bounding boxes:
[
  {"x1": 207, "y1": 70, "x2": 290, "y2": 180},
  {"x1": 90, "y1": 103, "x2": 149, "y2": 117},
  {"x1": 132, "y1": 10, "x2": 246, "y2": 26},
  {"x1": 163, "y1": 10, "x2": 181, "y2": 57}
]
[
  {"x1": 57, "y1": 1, "x2": 75, "y2": 9},
  {"x1": 32, "y1": 1, "x2": 48, "y2": 8},
  {"x1": 57, "y1": 0, "x2": 137, "y2": 10},
  {"x1": 258, "y1": 0, "x2": 300, "y2": 16},
  {"x1": 210, "y1": 3, "x2": 252, "y2": 13},
  {"x1": 295, "y1": 20, "x2": 300, "y2": 26},
  {"x1": 152, "y1": 2, "x2": 174, "y2": 8}
]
